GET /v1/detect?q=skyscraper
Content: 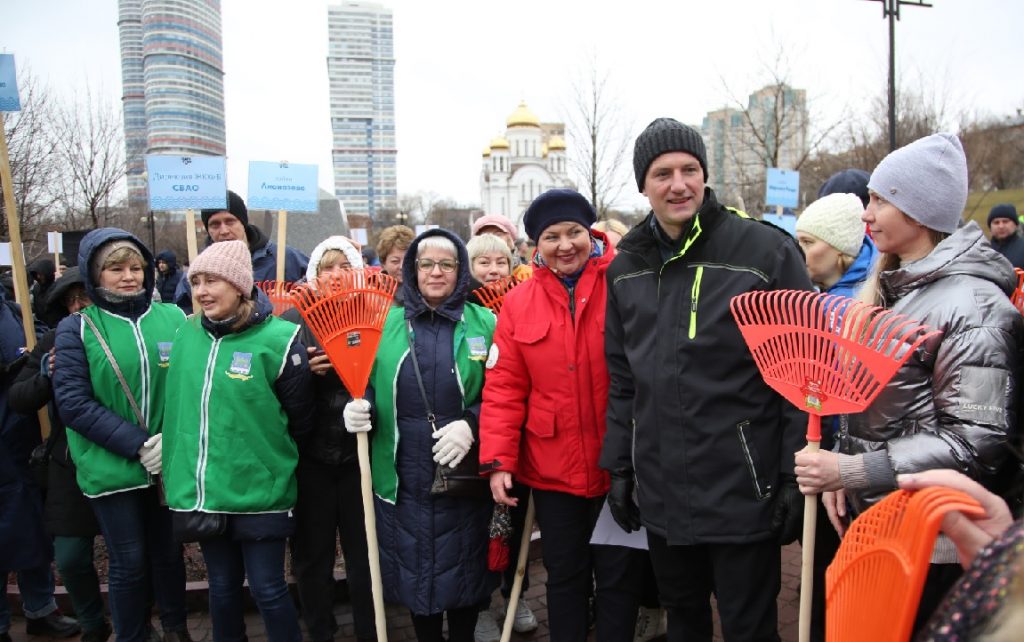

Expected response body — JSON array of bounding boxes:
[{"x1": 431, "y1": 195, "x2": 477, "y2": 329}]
[
  {"x1": 118, "y1": 0, "x2": 226, "y2": 204},
  {"x1": 327, "y1": 1, "x2": 397, "y2": 220}
]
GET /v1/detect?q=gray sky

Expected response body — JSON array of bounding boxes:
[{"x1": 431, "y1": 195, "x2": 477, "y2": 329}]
[{"x1": 5, "y1": 0, "x2": 1023, "y2": 212}]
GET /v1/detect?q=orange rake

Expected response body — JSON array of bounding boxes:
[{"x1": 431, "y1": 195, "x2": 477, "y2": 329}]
[
  {"x1": 290, "y1": 268, "x2": 397, "y2": 642},
  {"x1": 1011, "y1": 268, "x2": 1024, "y2": 314},
  {"x1": 729, "y1": 290, "x2": 941, "y2": 642},
  {"x1": 827, "y1": 487, "x2": 983, "y2": 642},
  {"x1": 256, "y1": 280, "x2": 296, "y2": 317},
  {"x1": 471, "y1": 272, "x2": 529, "y2": 314}
]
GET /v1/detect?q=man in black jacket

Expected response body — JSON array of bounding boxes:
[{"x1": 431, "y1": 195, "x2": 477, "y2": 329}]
[
  {"x1": 601, "y1": 118, "x2": 813, "y2": 642},
  {"x1": 988, "y1": 203, "x2": 1024, "y2": 269}
]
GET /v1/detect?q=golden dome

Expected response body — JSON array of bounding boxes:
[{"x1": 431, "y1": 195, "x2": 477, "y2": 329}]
[
  {"x1": 506, "y1": 101, "x2": 540, "y2": 128},
  {"x1": 482, "y1": 146, "x2": 491, "y2": 157},
  {"x1": 547, "y1": 135, "x2": 566, "y2": 151},
  {"x1": 541, "y1": 143, "x2": 548, "y2": 157},
  {"x1": 489, "y1": 136, "x2": 510, "y2": 150}
]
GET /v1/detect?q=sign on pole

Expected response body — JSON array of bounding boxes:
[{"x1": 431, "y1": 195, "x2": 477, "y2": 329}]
[
  {"x1": 0, "y1": 242, "x2": 26, "y2": 266},
  {"x1": 350, "y1": 228, "x2": 368, "y2": 246},
  {"x1": 47, "y1": 231, "x2": 63, "y2": 253},
  {"x1": 146, "y1": 155, "x2": 227, "y2": 211},
  {"x1": 0, "y1": 54, "x2": 21, "y2": 112},
  {"x1": 247, "y1": 161, "x2": 319, "y2": 212},
  {"x1": 765, "y1": 168, "x2": 800, "y2": 209}
]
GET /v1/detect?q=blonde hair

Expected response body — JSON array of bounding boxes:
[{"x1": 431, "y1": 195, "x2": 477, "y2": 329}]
[
  {"x1": 466, "y1": 233, "x2": 513, "y2": 265},
  {"x1": 592, "y1": 219, "x2": 628, "y2": 238},
  {"x1": 857, "y1": 226, "x2": 949, "y2": 307},
  {"x1": 317, "y1": 249, "x2": 351, "y2": 275},
  {"x1": 103, "y1": 246, "x2": 144, "y2": 270}
]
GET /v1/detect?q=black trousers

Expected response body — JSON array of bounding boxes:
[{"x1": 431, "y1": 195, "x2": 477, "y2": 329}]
[
  {"x1": 410, "y1": 606, "x2": 478, "y2": 642},
  {"x1": 291, "y1": 458, "x2": 376, "y2": 641},
  {"x1": 647, "y1": 533, "x2": 781, "y2": 642},
  {"x1": 532, "y1": 488, "x2": 645, "y2": 642}
]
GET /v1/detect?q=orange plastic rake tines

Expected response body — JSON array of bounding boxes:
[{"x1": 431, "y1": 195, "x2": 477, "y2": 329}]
[
  {"x1": 1011, "y1": 268, "x2": 1024, "y2": 314},
  {"x1": 289, "y1": 269, "x2": 397, "y2": 398},
  {"x1": 826, "y1": 487, "x2": 983, "y2": 642},
  {"x1": 729, "y1": 289, "x2": 941, "y2": 642},
  {"x1": 256, "y1": 280, "x2": 296, "y2": 317},
  {"x1": 470, "y1": 272, "x2": 530, "y2": 314}
]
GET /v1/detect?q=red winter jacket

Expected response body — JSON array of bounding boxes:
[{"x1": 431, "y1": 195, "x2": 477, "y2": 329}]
[{"x1": 479, "y1": 239, "x2": 613, "y2": 498}]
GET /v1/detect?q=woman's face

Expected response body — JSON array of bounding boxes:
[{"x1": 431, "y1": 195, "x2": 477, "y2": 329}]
[
  {"x1": 863, "y1": 192, "x2": 932, "y2": 260},
  {"x1": 796, "y1": 232, "x2": 844, "y2": 289},
  {"x1": 384, "y1": 248, "x2": 406, "y2": 284},
  {"x1": 191, "y1": 274, "x2": 243, "y2": 321},
  {"x1": 318, "y1": 253, "x2": 352, "y2": 280},
  {"x1": 537, "y1": 222, "x2": 590, "y2": 276},
  {"x1": 603, "y1": 229, "x2": 623, "y2": 249},
  {"x1": 416, "y1": 246, "x2": 458, "y2": 308},
  {"x1": 471, "y1": 251, "x2": 511, "y2": 284},
  {"x1": 99, "y1": 259, "x2": 144, "y2": 294}
]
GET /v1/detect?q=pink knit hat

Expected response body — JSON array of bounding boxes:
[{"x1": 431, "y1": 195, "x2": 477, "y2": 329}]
[
  {"x1": 471, "y1": 214, "x2": 517, "y2": 239},
  {"x1": 188, "y1": 240, "x2": 254, "y2": 298}
]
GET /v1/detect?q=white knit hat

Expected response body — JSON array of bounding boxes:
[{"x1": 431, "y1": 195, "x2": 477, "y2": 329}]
[
  {"x1": 796, "y1": 193, "x2": 866, "y2": 257},
  {"x1": 867, "y1": 132, "x2": 968, "y2": 234}
]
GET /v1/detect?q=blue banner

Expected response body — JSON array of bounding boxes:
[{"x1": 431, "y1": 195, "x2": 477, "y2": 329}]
[
  {"x1": 247, "y1": 161, "x2": 319, "y2": 212},
  {"x1": 765, "y1": 168, "x2": 800, "y2": 208},
  {"x1": 146, "y1": 155, "x2": 227, "y2": 211},
  {"x1": 0, "y1": 54, "x2": 21, "y2": 112}
]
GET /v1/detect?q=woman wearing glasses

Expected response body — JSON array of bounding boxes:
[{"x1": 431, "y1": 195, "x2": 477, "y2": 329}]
[{"x1": 342, "y1": 229, "x2": 497, "y2": 642}]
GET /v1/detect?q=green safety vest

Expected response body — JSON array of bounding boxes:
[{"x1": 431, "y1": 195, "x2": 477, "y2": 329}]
[
  {"x1": 162, "y1": 315, "x2": 301, "y2": 513},
  {"x1": 67, "y1": 303, "x2": 186, "y2": 497}
]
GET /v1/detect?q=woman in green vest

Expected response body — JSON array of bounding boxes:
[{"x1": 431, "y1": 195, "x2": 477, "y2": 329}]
[
  {"x1": 162, "y1": 240, "x2": 314, "y2": 642},
  {"x1": 343, "y1": 229, "x2": 497, "y2": 642},
  {"x1": 53, "y1": 228, "x2": 190, "y2": 642}
]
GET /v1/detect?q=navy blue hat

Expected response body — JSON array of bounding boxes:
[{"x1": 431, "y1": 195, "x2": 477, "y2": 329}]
[
  {"x1": 523, "y1": 189, "x2": 597, "y2": 241},
  {"x1": 200, "y1": 190, "x2": 248, "y2": 228},
  {"x1": 818, "y1": 169, "x2": 870, "y2": 208},
  {"x1": 988, "y1": 203, "x2": 1019, "y2": 228}
]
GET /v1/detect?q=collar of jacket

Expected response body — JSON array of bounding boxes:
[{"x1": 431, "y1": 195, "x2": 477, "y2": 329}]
[
  {"x1": 621, "y1": 187, "x2": 726, "y2": 265},
  {"x1": 199, "y1": 287, "x2": 274, "y2": 338}
]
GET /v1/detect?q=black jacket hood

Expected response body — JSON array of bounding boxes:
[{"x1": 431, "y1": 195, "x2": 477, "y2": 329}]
[
  {"x1": 401, "y1": 228, "x2": 471, "y2": 322},
  {"x1": 78, "y1": 227, "x2": 155, "y2": 318}
]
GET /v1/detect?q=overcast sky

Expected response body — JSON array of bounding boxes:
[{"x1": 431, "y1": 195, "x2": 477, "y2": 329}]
[{"x1": 5, "y1": 0, "x2": 1023, "y2": 211}]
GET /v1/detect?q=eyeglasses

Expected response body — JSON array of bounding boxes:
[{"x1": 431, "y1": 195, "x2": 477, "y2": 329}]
[
  {"x1": 415, "y1": 259, "x2": 458, "y2": 273},
  {"x1": 63, "y1": 293, "x2": 91, "y2": 307}
]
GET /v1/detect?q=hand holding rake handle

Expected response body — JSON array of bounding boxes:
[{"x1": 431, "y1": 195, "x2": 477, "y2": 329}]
[{"x1": 730, "y1": 290, "x2": 939, "y2": 642}]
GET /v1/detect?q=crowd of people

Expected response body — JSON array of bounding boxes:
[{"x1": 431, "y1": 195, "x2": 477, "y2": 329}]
[{"x1": 1, "y1": 120, "x2": 1023, "y2": 642}]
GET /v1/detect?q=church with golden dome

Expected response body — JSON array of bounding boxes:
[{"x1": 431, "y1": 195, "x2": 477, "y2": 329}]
[{"x1": 480, "y1": 101, "x2": 574, "y2": 230}]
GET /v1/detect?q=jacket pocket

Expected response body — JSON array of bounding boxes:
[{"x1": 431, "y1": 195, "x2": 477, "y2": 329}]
[
  {"x1": 513, "y1": 321, "x2": 550, "y2": 345},
  {"x1": 525, "y1": 403, "x2": 556, "y2": 438},
  {"x1": 736, "y1": 421, "x2": 771, "y2": 501}
]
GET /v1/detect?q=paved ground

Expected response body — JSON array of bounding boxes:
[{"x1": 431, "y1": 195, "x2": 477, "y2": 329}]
[{"x1": 6, "y1": 543, "x2": 804, "y2": 642}]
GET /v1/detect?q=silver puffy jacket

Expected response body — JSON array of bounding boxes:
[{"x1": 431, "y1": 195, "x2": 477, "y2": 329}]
[{"x1": 839, "y1": 221, "x2": 1023, "y2": 515}]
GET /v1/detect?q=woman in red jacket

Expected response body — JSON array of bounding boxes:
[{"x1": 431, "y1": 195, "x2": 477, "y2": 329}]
[{"x1": 481, "y1": 189, "x2": 642, "y2": 642}]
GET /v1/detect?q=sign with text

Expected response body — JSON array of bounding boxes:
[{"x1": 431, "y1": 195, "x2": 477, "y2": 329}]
[
  {"x1": 146, "y1": 155, "x2": 227, "y2": 211},
  {"x1": 0, "y1": 54, "x2": 20, "y2": 112},
  {"x1": 247, "y1": 161, "x2": 319, "y2": 212},
  {"x1": 765, "y1": 168, "x2": 799, "y2": 208},
  {"x1": 47, "y1": 231, "x2": 63, "y2": 253}
]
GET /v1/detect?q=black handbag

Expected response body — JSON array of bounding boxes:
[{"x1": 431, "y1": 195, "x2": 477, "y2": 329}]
[
  {"x1": 406, "y1": 321, "x2": 490, "y2": 499},
  {"x1": 171, "y1": 510, "x2": 228, "y2": 543}
]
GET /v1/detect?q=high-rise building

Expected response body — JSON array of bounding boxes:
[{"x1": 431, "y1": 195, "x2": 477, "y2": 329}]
[
  {"x1": 327, "y1": 1, "x2": 397, "y2": 220},
  {"x1": 118, "y1": 0, "x2": 226, "y2": 204}
]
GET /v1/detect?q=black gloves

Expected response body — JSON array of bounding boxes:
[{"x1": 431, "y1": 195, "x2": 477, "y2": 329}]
[
  {"x1": 607, "y1": 469, "x2": 642, "y2": 533},
  {"x1": 771, "y1": 476, "x2": 804, "y2": 545}
]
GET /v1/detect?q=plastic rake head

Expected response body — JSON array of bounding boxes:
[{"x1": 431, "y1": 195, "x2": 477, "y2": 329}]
[
  {"x1": 256, "y1": 280, "x2": 296, "y2": 317},
  {"x1": 1011, "y1": 268, "x2": 1024, "y2": 315},
  {"x1": 470, "y1": 272, "x2": 530, "y2": 313},
  {"x1": 730, "y1": 290, "x2": 941, "y2": 428},
  {"x1": 289, "y1": 269, "x2": 397, "y2": 398}
]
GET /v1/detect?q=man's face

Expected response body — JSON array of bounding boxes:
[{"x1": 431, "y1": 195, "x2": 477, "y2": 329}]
[
  {"x1": 642, "y1": 151, "x2": 705, "y2": 239},
  {"x1": 157, "y1": 260, "x2": 169, "y2": 274},
  {"x1": 206, "y1": 212, "x2": 247, "y2": 244},
  {"x1": 990, "y1": 217, "x2": 1017, "y2": 242}
]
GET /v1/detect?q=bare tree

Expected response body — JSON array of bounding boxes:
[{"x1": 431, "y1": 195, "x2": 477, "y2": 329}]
[
  {"x1": 565, "y1": 58, "x2": 633, "y2": 219},
  {"x1": 51, "y1": 86, "x2": 128, "y2": 229}
]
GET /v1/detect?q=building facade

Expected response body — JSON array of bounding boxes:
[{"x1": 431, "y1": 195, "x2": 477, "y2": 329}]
[
  {"x1": 702, "y1": 83, "x2": 808, "y2": 212},
  {"x1": 479, "y1": 101, "x2": 573, "y2": 230},
  {"x1": 327, "y1": 1, "x2": 397, "y2": 220},
  {"x1": 118, "y1": 0, "x2": 226, "y2": 205}
]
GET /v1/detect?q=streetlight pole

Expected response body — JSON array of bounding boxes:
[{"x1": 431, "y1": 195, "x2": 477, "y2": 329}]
[{"x1": 865, "y1": 0, "x2": 932, "y2": 151}]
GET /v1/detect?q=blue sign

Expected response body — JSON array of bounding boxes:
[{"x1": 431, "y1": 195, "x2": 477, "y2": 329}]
[
  {"x1": 146, "y1": 155, "x2": 227, "y2": 211},
  {"x1": 765, "y1": 168, "x2": 800, "y2": 208},
  {"x1": 762, "y1": 212, "x2": 797, "y2": 237},
  {"x1": 247, "y1": 161, "x2": 319, "y2": 212},
  {"x1": 0, "y1": 54, "x2": 21, "y2": 112}
]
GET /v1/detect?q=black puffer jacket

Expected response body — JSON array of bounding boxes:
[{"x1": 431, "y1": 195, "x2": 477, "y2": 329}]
[{"x1": 601, "y1": 188, "x2": 813, "y2": 545}]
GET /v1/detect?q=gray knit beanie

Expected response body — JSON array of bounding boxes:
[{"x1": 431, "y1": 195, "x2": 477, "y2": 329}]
[
  {"x1": 633, "y1": 118, "x2": 708, "y2": 191},
  {"x1": 866, "y1": 133, "x2": 968, "y2": 234}
]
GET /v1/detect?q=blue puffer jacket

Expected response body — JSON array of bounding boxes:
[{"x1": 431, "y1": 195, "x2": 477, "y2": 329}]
[
  {"x1": 0, "y1": 288, "x2": 50, "y2": 571},
  {"x1": 373, "y1": 228, "x2": 497, "y2": 615},
  {"x1": 827, "y1": 237, "x2": 878, "y2": 299}
]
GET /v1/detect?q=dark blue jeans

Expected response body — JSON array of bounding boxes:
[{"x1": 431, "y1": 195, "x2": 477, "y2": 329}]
[
  {"x1": 0, "y1": 562, "x2": 58, "y2": 634},
  {"x1": 89, "y1": 486, "x2": 187, "y2": 642},
  {"x1": 200, "y1": 535, "x2": 301, "y2": 642}
]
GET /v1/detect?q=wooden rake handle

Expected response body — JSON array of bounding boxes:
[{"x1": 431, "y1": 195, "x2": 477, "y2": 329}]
[
  {"x1": 798, "y1": 440, "x2": 819, "y2": 642},
  {"x1": 500, "y1": 493, "x2": 535, "y2": 642},
  {"x1": 357, "y1": 429, "x2": 388, "y2": 641}
]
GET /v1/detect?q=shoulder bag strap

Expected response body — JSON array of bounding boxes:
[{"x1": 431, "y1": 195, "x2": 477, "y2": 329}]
[
  {"x1": 405, "y1": 320, "x2": 437, "y2": 433},
  {"x1": 77, "y1": 312, "x2": 147, "y2": 430}
]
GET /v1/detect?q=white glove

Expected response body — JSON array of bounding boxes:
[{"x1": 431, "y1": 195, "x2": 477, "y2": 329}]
[
  {"x1": 138, "y1": 434, "x2": 162, "y2": 474},
  {"x1": 432, "y1": 420, "x2": 474, "y2": 468},
  {"x1": 344, "y1": 399, "x2": 372, "y2": 433}
]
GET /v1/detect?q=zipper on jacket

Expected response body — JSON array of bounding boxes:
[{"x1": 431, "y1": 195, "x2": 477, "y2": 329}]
[
  {"x1": 736, "y1": 421, "x2": 771, "y2": 500},
  {"x1": 129, "y1": 319, "x2": 151, "y2": 426},
  {"x1": 196, "y1": 337, "x2": 221, "y2": 509},
  {"x1": 688, "y1": 266, "x2": 704, "y2": 339}
]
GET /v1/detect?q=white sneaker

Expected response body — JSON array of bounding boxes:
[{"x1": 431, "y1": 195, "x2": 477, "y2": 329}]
[
  {"x1": 633, "y1": 607, "x2": 667, "y2": 642},
  {"x1": 512, "y1": 598, "x2": 538, "y2": 633},
  {"x1": 475, "y1": 610, "x2": 501, "y2": 642}
]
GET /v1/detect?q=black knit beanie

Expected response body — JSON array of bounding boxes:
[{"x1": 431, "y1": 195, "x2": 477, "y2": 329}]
[
  {"x1": 987, "y1": 203, "x2": 1019, "y2": 228},
  {"x1": 523, "y1": 189, "x2": 597, "y2": 242},
  {"x1": 201, "y1": 190, "x2": 249, "y2": 228},
  {"x1": 633, "y1": 118, "x2": 708, "y2": 191}
]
